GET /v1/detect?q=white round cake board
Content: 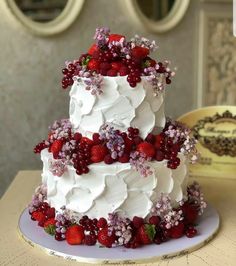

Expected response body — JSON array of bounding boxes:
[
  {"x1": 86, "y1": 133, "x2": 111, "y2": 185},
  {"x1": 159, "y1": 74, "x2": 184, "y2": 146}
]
[{"x1": 18, "y1": 205, "x2": 219, "y2": 264}]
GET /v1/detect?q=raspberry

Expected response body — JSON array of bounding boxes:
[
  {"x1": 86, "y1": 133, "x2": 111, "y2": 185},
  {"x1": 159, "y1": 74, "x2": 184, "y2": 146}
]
[
  {"x1": 118, "y1": 153, "x2": 130, "y2": 163},
  {"x1": 107, "y1": 69, "x2": 118, "y2": 76},
  {"x1": 155, "y1": 150, "x2": 164, "y2": 161},
  {"x1": 119, "y1": 66, "x2": 129, "y2": 76},
  {"x1": 170, "y1": 222, "x2": 184, "y2": 239},
  {"x1": 97, "y1": 217, "x2": 107, "y2": 228},
  {"x1": 149, "y1": 216, "x2": 160, "y2": 226},
  {"x1": 84, "y1": 235, "x2": 97, "y2": 246},
  {"x1": 132, "y1": 216, "x2": 144, "y2": 229},
  {"x1": 185, "y1": 226, "x2": 197, "y2": 238},
  {"x1": 145, "y1": 133, "x2": 155, "y2": 144},
  {"x1": 104, "y1": 154, "x2": 114, "y2": 164},
  {"x1": 91, "y1": 144, "x2": 108, "y2": 163}
]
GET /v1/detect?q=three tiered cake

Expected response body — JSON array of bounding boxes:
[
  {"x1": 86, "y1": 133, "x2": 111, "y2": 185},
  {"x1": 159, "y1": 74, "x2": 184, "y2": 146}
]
[{"x1": 29, "y1": 27, "x2": 206, "y2": 248}]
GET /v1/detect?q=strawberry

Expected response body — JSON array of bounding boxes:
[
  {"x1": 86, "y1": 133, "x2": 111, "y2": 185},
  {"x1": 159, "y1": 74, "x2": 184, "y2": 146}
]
[
  {"x1": 31, "y1": 211, "x2": 45, "y2": 222},
  {"x1": 91, "y1": 144, "x2": 108, "y2": 163},
  {"x1": 170, "y1": 222, "x2": 184, "y2": 239},
  {"x1": 51, "y1": 139, "x2": 63, "y2": 157},
  {"x1": 138, "y1": 224, "x2": 156, "y2": 244},
  {"x1": 80, "y1": 137, "x2": 94, "y2": 146},
  {"x1": 181, "y1": 202, "x2": 199, "y2": 225},
  {"x1": 87, "y1": 59, "x2": 100, "y2": 71},
  {"x1": 131, "y1": 46, "x2": 149, "y2": 59},
  {"x1": 44, "y1": 218, "x2": 56, "y2": 235},
  {"x1": 88, "y1": 44, "x2": 99, "y2": 56},
  {"x1": 45, "y1": 207, "x2": 55, "y2": 219},
  {"x1": 108, "y1": 34, "x2": 125, "y2": 43},
  {"x1": 65, "y1": 225, "x2": 85, "y2": 245},
  {"x1": 111, "y1": 61, "x2": 123, "y2": 71},
  {"x1": 97, "y1": 227, "x2": 116, "y2": 248},
  {"x1": 137, "y1": 142, "x2": 155, "y2": 158}
]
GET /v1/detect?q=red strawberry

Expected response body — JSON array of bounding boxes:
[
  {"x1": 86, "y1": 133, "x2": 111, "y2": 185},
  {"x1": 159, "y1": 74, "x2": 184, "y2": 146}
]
[
  {"x1": 108, "y1": 34, "x2": 125, "y2": 42},
  {"x1": 181, "y1": 203, "x2": 198, "y2": 225},
  {"x1": 51, "y1": 139, "x2": 63, "y2": 157},
  {"x1": 80, "y1": 137, "x2": 94, "y2": 146},
  {"x1": 132, "y1": 216, "x2": 144, "y2": 229},
  {"x1": 111, "y1": 61, "x2": 123, "y2": 71},
  {"x1": 91, "y1": 144, "x2": 108, "y2": 163},
  {"x1": 138, "y1": 224, "x2": 156, "y2": 244},
  {"x1": 88, "y1": 44, "x2": 99, "y2": 56},
  {"x1": 65, "y1": 225, "x2": 85, "y2": 245},
  {"x1": 44, "y1": 218, "x2": 56, "y2": 235},
  {"x1": 97, "y1": 227, "x2": 116, "y2": 248},
  {"x1": 87, "y1": 59, "x2": 100, "y2": 71},
  {"x1": 131, "y1": 46, "x2": 149, "y2": 59},
  {"x1": 44, "y1": 218, "x2": 56, "y2": 227},
  {"x1": 32, "y1": 211, "x2": 45, "y2": 222},
  {"x1": 170, "y1": 222, "x2": 184, "y2": 239},
  {"x1": 137, "y1": 142, "x2": 155, "y2": 158},
  {"x1": 45, "y1": 207, "x2": 55, "y2": 219}
]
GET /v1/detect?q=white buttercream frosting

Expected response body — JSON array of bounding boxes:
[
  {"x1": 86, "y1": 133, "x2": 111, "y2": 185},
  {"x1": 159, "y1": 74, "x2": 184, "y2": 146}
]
[
  {"x1": 69, "y1": 76, "x2": 165, "y2": 139},
  {"x1": 41, "y1": 149, "x2": 188, "y2": 219}
]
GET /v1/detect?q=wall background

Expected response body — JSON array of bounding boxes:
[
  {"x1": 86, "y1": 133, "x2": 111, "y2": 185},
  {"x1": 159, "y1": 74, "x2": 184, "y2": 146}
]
[{"x1": 0, "y1": 0, "x2": 233, "y2": 197}]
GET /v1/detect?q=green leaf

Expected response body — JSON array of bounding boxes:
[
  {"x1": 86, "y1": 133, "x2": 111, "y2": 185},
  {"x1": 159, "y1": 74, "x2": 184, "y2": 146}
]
[
  {"x1": 145, "y1": 224, "x2": 156, "y2": 241},
  {"x1": 44, "y1": 225, "x2": 56, "y2": 236}
]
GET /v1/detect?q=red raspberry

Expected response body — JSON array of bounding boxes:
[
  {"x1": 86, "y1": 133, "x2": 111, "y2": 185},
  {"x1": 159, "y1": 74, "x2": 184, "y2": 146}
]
[
  {"x1": 137, "y1": 142, "x2": 155, "y2": 158},
  {"x1": 154, "y1": 134, "x2": 164, "y2": 149},
  {"x1": 145, "y1": 133, "x2": 155, "y2": 144},
  {"x1": 92, "y1": 133, "x2": 101, "y2": 145},
  {"x1": 83, "y1": 235, "x2": 97, "y2": 246},
  {"x1": 170, "y1": 222, "x2": 185, "y2": 239},
  {"x1": 97, "y1": 217, "x2": 107, "y2": 228},
  {"x1": 45, "y1": 207, "x2": 55, "y2": 219},
  {"x1": 119, "y1": 66, "x2": 129, "y2": 76},
  {"x1": 104, "y1": 154, "x2": 114, "y2": 164},
  {"x1": 87, "y1": 59, "x2": 100, "y2": 71},
  {"x1": 91, "y1": 145, "x2": 108, "y2": 163},
  {"x1": 74, "y1": 132, "x2": 82, "y2": 142},
  {"x1": 118, "y1": 153, "x2": 130, "y2": 163},
  {"x1": 155, "y1": 150, "x2": 164, "y2": 161},
  {"x1": 185, "y1": 226, "x2": 197, "y2": 238},
  {"x1": 132, "y1": 216, "x2": 144, "y2": 229},
  {"x1": 111, "y1": 61, "x2": 123, "y2": 71},
  {"x1": 181, "y1": 202, "x2": 199, "y2": 225},
  {"x1": 107, "y1": 69, "x2": 118, "y2": 76},
  {"x1": 149, "y1": 216, "x2": 160, "y2": 226}
]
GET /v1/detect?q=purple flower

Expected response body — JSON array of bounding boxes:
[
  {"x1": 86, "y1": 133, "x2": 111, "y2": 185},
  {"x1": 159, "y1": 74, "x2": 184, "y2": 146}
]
[
  {"x1": 99, "y1": 124, "x2": 125, "y2": 159},
  {"x1": 28, "y1": 184, "x2": 47, "y2": 213},
  {"x1": 84, "y1": 75, "x2": 104, "y2": 95},
  {"x1": 49, "y1": 159, "x2": 67, "y2": 177},
  {"x1": 94, "y1": 27, "x2": 110, "y2": 47},
  {"x1": 130, "y1": 34, "x2": 158, "y2": 52},
  {"x1": 129, "y1": 151, "x2": 153, "y2": 177}
]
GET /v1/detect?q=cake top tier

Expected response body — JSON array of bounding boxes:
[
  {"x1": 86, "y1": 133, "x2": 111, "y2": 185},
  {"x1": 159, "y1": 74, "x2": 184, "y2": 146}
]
[{"x1": 61, "y1": 27, "x2": 175, "y2": 95}]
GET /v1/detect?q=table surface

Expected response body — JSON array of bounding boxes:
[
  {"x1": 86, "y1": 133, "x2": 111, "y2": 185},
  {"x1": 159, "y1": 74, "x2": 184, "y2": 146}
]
[{"x1": 0, "y1": 171, "x2": 236, "y2": 266}]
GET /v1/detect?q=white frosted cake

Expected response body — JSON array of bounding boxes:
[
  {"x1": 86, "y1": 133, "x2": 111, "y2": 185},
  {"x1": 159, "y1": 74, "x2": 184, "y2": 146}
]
[{"x1": 30, "y1": 28, "x2": 206, "y2": 248}]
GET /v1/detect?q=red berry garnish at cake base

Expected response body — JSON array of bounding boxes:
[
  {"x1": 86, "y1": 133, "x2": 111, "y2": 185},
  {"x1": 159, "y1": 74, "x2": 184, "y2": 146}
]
[{"x1": 27, "y1": 27, "x2": 208, "y2": 250}]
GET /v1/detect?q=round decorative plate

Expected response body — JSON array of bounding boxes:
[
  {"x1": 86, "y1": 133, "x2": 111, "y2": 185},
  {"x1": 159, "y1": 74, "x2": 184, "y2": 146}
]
[{"x1": 18, "y1": 205, "x2": 219, "y2": 264}]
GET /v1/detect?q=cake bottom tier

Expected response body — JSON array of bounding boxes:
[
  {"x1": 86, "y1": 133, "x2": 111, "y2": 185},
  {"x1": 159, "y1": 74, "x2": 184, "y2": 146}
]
[{"x1": 41, "y1": 149, "x2": 189, "y2": 219}]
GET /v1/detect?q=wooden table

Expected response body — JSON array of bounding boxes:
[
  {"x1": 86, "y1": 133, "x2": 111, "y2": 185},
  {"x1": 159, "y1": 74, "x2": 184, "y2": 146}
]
[{"x1": 0, "y1": 171, "x2": 236, "y2": 266}]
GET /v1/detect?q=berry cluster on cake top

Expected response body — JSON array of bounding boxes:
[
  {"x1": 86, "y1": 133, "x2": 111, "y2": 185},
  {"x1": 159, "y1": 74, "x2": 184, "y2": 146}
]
[{"x1": 61, "y1": 27, "x2": 175, "y2": 95}]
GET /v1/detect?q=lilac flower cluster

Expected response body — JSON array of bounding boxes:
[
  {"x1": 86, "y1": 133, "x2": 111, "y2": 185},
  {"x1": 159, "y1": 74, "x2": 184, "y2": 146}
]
[
  {"x1": 130, "y1": 34, "x2": 158, "y2": 52},
  {"x1": 48, "y1": 119, "x2": 72, "y2": 143},
  {"x1": 165, "y1": 121, "x2": 199, "y2": 163},
  {"x1": 28, "y1": 183, "x2": 47, "y2": 213},
  {"x1": 187, "y1": 182, "x2": 207, "y2": 215},
  {"x1": 84, "y1": 75, "x2": 104, "y2": 95},
  {"x1": 94, "y1": 27, "x2": 110, "y2": 47},
  {"x1": 108, "y1": 37, "x2": 131, "y2": 59},
  {"x1": 129, "y1": 151, "x2": 153, "y2": 177},
  {"x1": 55, "y1": 213, "x2": 68, "y2": 240},
  {"x1": 143, "y1": 61, "x2": 175, "y2": 95},
  {"x1": 99, "y1": 124, "x2": 125, "y2": 159},
  {"x1": 107, "y1": 213, "x2": 132, "y2": 246},
  {"x1": 151, "y1": 193, "x2": 183, "y2": 229},
  {"x1": 49, "y1": 159, "x2": 67, "y2": 177}
]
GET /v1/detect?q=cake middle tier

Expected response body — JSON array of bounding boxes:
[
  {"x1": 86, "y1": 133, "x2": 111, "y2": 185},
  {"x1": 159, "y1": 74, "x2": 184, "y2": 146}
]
[
  {"x1": 41, "y1": 149, "x2": 188, "y2": 219},
  {"x1": 69, "y1": 76, "x2": 165, "y2": 139}
]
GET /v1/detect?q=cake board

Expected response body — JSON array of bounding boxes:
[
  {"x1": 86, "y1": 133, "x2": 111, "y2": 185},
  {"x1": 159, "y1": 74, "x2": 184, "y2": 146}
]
[{"x1": 18, "y1": 205, "x2": 219, "y2": 264}]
